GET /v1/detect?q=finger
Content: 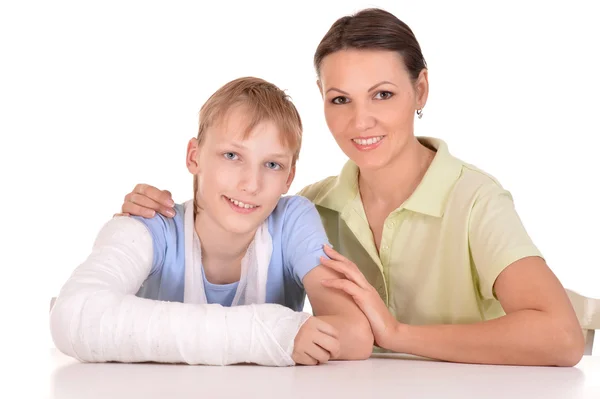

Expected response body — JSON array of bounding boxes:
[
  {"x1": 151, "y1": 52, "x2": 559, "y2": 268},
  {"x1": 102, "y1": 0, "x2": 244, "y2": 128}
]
[
  {"x1": 305, "y1": 343, "x2": 332, "y2": 364},
  {"x1": 321, "y1": 279, "x2": 364, "y2": 299},
  {"x1": 319, "y1": 256, "x2": 353, "y2": 277},
  {"x1": 133, "y1": 184, "x2": 175, "y2": 207},
  {"x1": 292, "y1": 350, "x2": 319, "y2": 366},
  {"x1": 313, "y1": 332, "x2": 341, "y2": 360},
  {"x1": 121, "y1": 202, "x2": 156, "y2": 218},
  {"x1": 323, "y1": 245, "x2": 362, "y2": 273},
  {"x1": 128, "y1": 193, "x2": 175, "y2": 218},
  {"x1": 323, "y1": 244, "x2": 353, "y2": 264},
  {"x1": 320, "y1": 256, "x2": 370, "y2": 289}
]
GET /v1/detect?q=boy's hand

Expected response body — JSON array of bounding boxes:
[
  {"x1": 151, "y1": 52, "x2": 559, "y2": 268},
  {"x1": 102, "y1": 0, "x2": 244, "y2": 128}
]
[
  {"x1": 118, "y1": 184, "x2": 176, "y2": 218},
  {"x1": 292, "y1": 316, "x2": 340, "y2": 365}
]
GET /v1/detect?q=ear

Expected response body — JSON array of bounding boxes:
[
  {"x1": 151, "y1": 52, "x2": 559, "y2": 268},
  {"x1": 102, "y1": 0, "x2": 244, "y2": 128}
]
[
  {"x1": 186, "y1": 137, "x2": 201, "y2": 175},
  {"x1": 316, "y1": 80, "x2": 324, "y2": 98},
  {"x1": 283, "y1": 164, "x2": 296, "y2": 194},
  {"x1": 415, "y1": 69, "x2": 429, "y2": 110}
]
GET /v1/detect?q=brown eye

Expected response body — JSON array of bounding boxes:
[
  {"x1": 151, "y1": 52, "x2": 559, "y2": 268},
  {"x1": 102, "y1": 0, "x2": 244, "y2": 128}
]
[
  {"x1": 374, "y1": 91, "x2": 394, "y2": 100},
  {"x1": 332, "y1": 96, "x2": 350, "y2": 104}
]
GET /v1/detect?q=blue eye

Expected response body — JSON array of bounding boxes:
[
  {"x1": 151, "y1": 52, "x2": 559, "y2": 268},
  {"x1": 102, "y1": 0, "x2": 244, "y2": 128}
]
[
  {"x1": 331, "y1": 96, "x2": 350, "y2": 105},
  {"x1": 374, "y1": 91, "x2": 394, "y2": 100},
  {"x1": 265, "y1": 161, "x2": 282, "y2": 170},
  {"x1": 223, "y1": 152, "x2": 239, "y2": 160}
]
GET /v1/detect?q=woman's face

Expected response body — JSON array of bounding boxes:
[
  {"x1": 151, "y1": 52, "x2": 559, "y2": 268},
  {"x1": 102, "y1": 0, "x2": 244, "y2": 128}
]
[{"x1": 318, "y1": 49, "x2": 428, "y2": 170}]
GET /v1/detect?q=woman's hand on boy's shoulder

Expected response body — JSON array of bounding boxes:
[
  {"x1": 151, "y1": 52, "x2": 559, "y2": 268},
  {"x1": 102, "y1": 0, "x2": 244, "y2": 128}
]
[{"x1": 119, "y1": 183, "x2": 176, "y2": 218}]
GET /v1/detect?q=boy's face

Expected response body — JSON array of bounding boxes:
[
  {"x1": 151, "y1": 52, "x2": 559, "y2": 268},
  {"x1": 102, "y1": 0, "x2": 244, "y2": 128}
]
[{"x1": 187, "y1": 104, "x2": 296, "y2": 236}]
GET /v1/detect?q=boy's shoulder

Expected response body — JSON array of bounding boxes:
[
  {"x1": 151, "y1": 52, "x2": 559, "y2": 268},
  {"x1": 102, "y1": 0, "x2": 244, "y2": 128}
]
[
  {"x1": 272, "y1": 195, "x2": 316, "y2": 215},
  {"x1": 130, "y1": 203, "x2": 185, "y2": 238},
  {"x1": 268, "y1": 195, "x2": 320, "y2": 229}
]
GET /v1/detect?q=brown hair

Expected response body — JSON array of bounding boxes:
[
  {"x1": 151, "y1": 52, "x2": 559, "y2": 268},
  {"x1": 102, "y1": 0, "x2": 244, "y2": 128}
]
[
  {"x1": 193, "y1": 77, "x2": 302, "y2": 212},
  {"x1": 314, "y1": 8, "x2": 427, "y2": 82}
]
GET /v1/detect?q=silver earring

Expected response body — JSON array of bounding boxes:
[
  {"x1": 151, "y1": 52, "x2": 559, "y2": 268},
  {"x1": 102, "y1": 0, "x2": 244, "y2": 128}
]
[{"x1": 416, "y1": 108, "x2": 424, "y2": 119}]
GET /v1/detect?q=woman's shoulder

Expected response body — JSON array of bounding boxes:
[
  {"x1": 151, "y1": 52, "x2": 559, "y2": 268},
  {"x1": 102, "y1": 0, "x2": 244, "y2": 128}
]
[
  {"x1": 296, "y1": 175, "x2": 339, "y2": 203},
  {"x1": 447, "y1": 156, "x2": 517, "y2": 211},
  {"x1": 424, "y1": 137, "x2": 509, "y2": 200}
]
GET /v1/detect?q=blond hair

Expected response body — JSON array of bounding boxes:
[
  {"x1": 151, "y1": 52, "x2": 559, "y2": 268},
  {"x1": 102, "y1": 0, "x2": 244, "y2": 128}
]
[{"x1": 197, "y1": 76, "x2": 302, "y2": 162}]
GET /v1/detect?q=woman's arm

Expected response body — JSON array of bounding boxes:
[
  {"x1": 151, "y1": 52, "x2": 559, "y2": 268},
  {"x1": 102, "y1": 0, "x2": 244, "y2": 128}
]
[
  {"x1": 50, "y1": 217, "x2": 313, "y2": 366},
  {"x1": 386, "y1": 256, "x2": 584, "y2": 366},
  {"x1": 304, "y1": 265, "x2": 374, "y2": 360},
  {"x1": 320, "y1": 183, "x2": 585, "y2": 367}
]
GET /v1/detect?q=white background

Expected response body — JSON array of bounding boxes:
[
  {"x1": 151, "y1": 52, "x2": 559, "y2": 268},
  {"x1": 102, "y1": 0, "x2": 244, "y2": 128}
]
[{"x1": 1, "y1": 0, "x2": 599, "y2": 358}]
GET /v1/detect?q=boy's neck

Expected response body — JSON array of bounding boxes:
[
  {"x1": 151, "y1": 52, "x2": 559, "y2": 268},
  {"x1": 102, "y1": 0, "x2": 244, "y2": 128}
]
[{"x1": 193, "y1": 210, "x2": 255, "y2": 285}]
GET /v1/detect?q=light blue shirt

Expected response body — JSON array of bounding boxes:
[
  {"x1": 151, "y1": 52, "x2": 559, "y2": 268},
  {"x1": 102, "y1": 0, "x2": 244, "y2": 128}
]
[{"x1": 133, "y1": 195, "x2": 330, "y2": 311}]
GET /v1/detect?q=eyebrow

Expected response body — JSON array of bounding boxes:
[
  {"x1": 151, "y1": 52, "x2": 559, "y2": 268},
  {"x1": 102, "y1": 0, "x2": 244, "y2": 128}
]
[
  {"x1": 228, "y1": 141, "x2": 291, "y2": 160},
  {"x1": 325, "y1": 81, "x2": 398, "y2": 95},
  {"x1": 325, "y1": 87, "x2": 350, "y2": 95},
  {"x1": 368, "y1": 81, "x2": 397, "y2": 92}
]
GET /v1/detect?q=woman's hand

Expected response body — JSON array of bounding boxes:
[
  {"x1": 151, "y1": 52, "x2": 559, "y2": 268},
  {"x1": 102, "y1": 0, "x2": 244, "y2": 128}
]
[
  {"x1": 320, "y1": 245, "x2": 399, "y2": 350},
  {"x1": 118, "y1": 184, "x2": 176, "y2": 218}
]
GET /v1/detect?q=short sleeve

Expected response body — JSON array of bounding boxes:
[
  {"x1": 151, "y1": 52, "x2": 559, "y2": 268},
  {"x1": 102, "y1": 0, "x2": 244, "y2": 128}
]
[
  {"x1": 130, "y1": 214, "x2": 171, "y2": 276},
  {"x1": 281, "y1": 196, "x2": 331, "y2": 287},
  {"x1": 468, "y1": 184, "x2": 544, "y2": 300}
]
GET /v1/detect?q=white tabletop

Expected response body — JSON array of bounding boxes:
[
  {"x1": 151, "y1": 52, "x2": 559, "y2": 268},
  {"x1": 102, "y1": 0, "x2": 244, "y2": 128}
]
[{"x1": 19, "y1": 349, "x2": 600, "y2": 398}]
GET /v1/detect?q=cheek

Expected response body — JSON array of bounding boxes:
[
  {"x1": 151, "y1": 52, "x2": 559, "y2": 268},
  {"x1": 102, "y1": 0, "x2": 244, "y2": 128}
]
[
  {"x1": 381, "y1": 100, "x2": 413, "y2": 132},
  {"x1": 263, "y1": 172, "x2": 290, "y2": 196},
  {"x1": 196, "y1": 162, "x2": 234, "y2": 195},
  {"x1": 324, "y1": 106, "x2": 349, "y2": 139}
]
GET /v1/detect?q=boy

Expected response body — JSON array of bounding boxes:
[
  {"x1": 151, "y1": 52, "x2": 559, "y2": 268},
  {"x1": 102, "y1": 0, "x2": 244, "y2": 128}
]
[{"x1": 50, "y1": 77, "x2": 373, "y2": 366}]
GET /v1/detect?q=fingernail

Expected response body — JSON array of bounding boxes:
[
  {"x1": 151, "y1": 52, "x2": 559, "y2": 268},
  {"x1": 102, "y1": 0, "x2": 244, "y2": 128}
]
[
  {"x1": 148, "y1": 210, "x2": 156, "y2": 218},
  {"x1": 166, "y1": 199, "x2": 175, "y2": 207},
  {"x1": 166, "y1": 209, "x2": 175, "y2": 217}
]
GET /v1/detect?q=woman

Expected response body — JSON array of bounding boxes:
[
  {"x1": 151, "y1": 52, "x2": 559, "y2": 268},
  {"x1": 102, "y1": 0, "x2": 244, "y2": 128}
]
[{"x1": 120, "y1": 8, "x2": 584, "y2": 366}]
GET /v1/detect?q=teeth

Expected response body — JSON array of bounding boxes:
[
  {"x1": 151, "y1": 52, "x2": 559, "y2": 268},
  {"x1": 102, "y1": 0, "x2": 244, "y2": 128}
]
[
  {"x1": 227, "y1": 197, "x2": 257, "y2": 209},
  {"x1": 352, "y1": 136, "x2": 383, "y2": 146}
]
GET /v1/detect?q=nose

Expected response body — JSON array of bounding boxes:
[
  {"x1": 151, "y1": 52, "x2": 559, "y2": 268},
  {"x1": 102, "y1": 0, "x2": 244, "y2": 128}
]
[
  {"x1": 352, "y1": 101, "x2": 376, "y2": 132},
  {"x1": 238, "y1": 165, "x2": 261, "y2": 195}
]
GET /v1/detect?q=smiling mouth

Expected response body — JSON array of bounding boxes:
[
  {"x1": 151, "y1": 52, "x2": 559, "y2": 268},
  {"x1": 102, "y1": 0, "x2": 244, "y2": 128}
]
[
  {"x1": 224, "y1": 196, "x2": 260, "y2": 210},
  {"x1": 351, "y1": 135, "x2": 385, "y2": 151},
  {"x1": 352, "y1": 135, "x2": 384, "y2": 146}
]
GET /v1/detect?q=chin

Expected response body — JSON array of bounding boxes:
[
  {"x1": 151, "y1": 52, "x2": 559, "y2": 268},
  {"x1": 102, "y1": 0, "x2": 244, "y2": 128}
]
[
  {"x1": 218, "y1": 211, "x2": 269, "y2": 235},
  {"x1": 346, "y1": 149, "x2": 392, "y2": 171},
  {"x1": 220, "y1": 219, "x2": 260, "y2": 235}
]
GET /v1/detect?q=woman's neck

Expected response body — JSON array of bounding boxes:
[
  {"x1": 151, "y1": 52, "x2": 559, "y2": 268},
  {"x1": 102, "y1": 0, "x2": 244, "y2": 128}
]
[
  {"x1": 194, "y1": 210, "x2": 255, "y2": 284},
  {"x1": 358, "y1": 137, "x2": 435, "y2": 209}
]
